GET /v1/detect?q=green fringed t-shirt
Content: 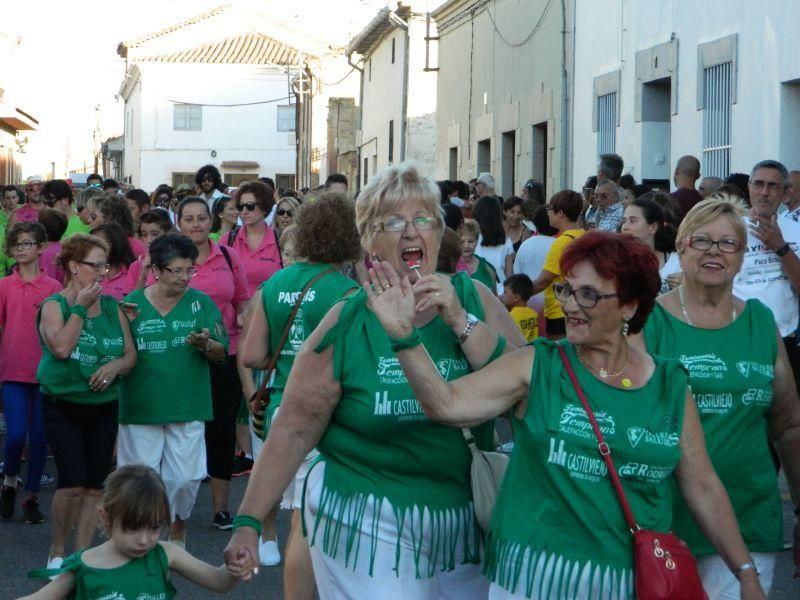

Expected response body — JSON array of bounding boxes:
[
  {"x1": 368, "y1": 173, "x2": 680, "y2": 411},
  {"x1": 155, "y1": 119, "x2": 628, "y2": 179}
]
[
  {"x1": 309, "y1": 272, "x2": 495, "y2": 578},
  {"x1": 485, "y1": 339, "x2": 687, "y2": 599},
  {"x1": 644, "y1": 299, "x2": 783, "y2": 556}
]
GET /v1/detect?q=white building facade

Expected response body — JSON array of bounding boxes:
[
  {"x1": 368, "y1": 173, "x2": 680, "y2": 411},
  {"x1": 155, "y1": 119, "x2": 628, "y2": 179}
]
[
  {"x1": 572, "y1": 0, "x2": 800, "y2": 187},
  {"x1": 117, "y1": 5, "x2": 326, "y2": 192},
  {"x1": 348, "y1": 4, "x2": 438, "y2": 189},
  {"x1": 432, "y1": 0, "x2": 574, "y2": 198}
]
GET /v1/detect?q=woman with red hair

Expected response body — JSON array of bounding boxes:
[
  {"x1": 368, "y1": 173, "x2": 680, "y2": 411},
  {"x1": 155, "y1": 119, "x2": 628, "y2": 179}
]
[{"x1": 363, "y1": 230, "x2": 765, "y2": 599}]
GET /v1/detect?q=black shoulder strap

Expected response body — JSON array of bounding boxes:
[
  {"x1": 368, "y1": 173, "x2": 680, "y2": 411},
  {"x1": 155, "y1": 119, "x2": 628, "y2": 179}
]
[
  {"x1": 219, "y1": 243, "x2": 234, "y2": 272},
  {"x1": 274, "y1": 227, "x2": 283, "y2": 268},
  {"x1": 227, "y1": 226, "x2": 241, "y2": 246}
]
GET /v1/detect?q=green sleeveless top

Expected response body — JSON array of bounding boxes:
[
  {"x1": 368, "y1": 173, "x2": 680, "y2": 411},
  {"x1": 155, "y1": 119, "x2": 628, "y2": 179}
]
[
  {"x1": 309, "y1": 272, "x2": 496, "y2": 577},
  {"x1": 29, "y1": 543, "x2": 176, "y2": 599},
  {"x1": 259, "y1": 262, "x2": 358, "y2": 434},
  {"x1": 485, "y1": 339, "x2": 687, "y2": 599},
  {"x1": 643, "y1": 299, "x2": 783, "y2": 555},
  {"x1": 471, "y1": 256, "x2": 498, "y2": 292},
  {"x1": 36, "y1": 294, "x2": 125, "y2": 404}
]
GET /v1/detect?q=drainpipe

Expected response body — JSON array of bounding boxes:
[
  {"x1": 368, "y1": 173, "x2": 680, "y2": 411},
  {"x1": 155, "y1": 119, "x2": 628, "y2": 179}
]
[
  {"x1": 560, "y1": 0, "x2": 571, "y2": 189},
  {"x1": 347, "y1": 52, "x2": 364, "y2": 193}
]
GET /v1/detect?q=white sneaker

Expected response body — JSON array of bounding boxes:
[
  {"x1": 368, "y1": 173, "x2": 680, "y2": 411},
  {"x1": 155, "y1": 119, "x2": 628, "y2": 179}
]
[
  {"x1": 46, "y1": 556, "x2": 64, "y2": 580},
  {"x1": 258, "y1": 538, "x2": 281, "y2": 566}
]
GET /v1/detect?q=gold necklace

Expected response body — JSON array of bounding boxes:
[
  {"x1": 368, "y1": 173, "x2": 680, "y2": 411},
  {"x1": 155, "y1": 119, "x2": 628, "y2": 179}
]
[{"x1": 575, "y1": 344, "x2": 632, "y2": 388}]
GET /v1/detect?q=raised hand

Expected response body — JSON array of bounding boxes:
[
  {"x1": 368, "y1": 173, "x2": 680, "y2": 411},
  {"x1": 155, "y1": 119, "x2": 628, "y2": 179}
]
[
  {"x1": 364, "y1": 260, "x2": 416, "y2": 338},
  {"x1": 76, "y1": 282, "x2": 102, "y2": 307},
  {"x1": 412, "y1": 274, "x2": 464, "y2": 328}
]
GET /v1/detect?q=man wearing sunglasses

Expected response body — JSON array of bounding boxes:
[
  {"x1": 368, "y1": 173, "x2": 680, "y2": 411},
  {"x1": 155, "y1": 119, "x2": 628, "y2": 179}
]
[
  {"x1": 7, "y1": 177, "x2": 44, "y2": 229},
  {"x1": 733, "y1": 159, "x2": 800, "y2": 384},
  {"x1": 195, "y1": 164, "x2": 226, "y2": 211}
]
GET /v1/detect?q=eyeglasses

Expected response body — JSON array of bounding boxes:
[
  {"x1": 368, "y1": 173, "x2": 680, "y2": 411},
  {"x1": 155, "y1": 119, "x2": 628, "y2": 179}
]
[
  {"x1": 202, "y1": 175, "x2": 214, "y2": 183},
  {"x1": 236, "y1": 202, "x2": 257, "y2": 212},
  {"x1": 749, "y1": 179, "x2": 783, "y2": 193},
  {"x1": 276, "y1": 208, "x2": 293, "y2": 217},
  {"x1": 13, "y1": 240, "x2": 37, "y2": 251},
  {"x1": 593, "y1": 192, "x2": 615, "y2": 201},
  {"x1": 686, "y1": 236, "x2": 742, "y2": 253},
  {"x1": 372, "y1": 214, "x2": 437, "y2": 233},
  {"x1": 553, "y1": 282, "x2": 618, "y2": 308},
  {"x1": 80, "y1": 260, "x2": 110, "y2": 273},
  {"x1": 161, "y1": 266, "x2": 198, "y2": 278}
]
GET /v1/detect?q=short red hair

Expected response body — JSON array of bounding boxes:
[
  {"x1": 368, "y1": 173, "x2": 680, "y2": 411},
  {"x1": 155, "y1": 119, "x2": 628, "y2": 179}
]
[{"x1": 560, "y1": 231, "x2": 659, "y2": 333}]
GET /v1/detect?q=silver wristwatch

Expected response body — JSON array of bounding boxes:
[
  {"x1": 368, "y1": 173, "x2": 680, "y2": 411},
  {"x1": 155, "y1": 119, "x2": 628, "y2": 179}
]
[
  {"x1": 457, "y1": 313, "x2": 479, "y2": 344},
  {"x1": 734, "y1": 561, "x2": 759, "y2": 579}
]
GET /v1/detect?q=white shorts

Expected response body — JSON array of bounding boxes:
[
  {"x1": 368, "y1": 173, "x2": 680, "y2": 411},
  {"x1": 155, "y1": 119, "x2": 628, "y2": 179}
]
[
  {"x1": 251, "y1": 406, "x2": 318, "y2": 510},
  {"x1": 117, "y1": 421, "x2": 206, "y2": 521},
  {"x1": 696, "y1": 552, "x2": 776, "y2": 599},
  {"x1": 303, "y1": 461, "x2": 488, "y2": 600}
]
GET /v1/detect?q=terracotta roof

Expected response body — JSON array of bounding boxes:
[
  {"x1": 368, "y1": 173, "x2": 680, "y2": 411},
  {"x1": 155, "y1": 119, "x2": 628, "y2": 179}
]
[
  {"x1": 117, "y1": 4, "x2": 231, "y2": 58},
  {"x1": 138, "y1": 32, "x2": 302, "y2": 65}
]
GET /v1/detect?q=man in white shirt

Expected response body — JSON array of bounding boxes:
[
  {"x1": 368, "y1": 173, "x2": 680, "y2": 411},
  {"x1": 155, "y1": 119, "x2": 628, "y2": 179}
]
[{"x1": 733, "y1": 160, "x2": 800, "y2": 388}]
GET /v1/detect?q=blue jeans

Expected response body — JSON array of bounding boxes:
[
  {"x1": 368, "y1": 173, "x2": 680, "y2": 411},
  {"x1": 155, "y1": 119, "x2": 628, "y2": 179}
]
[{"x1": 2, "y1": 382, "x2": 46, "y2": 493}]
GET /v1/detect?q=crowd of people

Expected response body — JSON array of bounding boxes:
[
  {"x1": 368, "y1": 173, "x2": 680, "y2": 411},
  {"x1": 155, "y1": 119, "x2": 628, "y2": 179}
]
[{"x1": 0, "y1": 155, "x2": 798, "y2": 599}]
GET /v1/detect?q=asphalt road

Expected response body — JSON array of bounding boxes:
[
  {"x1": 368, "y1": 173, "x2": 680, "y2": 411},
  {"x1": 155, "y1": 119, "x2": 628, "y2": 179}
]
[{"x1": 1, "y1": 449, "x2": 798, "y2": 599}]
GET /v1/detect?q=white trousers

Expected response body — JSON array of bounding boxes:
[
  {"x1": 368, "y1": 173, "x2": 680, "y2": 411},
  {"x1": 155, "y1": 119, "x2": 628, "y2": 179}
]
[
  {"x1": 696, "y1": 552, "x2": 776, "y2": 599},
  {"x1": 303, "y1": 462, "x2": 489, "y2": 600},
  {"x1": 117, "y1": 421, "x2": 206, "y2": 521}
]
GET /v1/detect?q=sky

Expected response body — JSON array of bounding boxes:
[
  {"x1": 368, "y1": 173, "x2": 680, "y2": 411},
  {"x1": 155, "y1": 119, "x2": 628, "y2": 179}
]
[{"x1": 2, "y1": 0, "x2": 438, "y2": 180}]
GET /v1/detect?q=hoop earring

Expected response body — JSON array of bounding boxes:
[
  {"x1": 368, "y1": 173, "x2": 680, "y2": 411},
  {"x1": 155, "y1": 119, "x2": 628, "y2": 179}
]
[{"x1": 622, "y1": 319, "x2": 630, "y2": 337}]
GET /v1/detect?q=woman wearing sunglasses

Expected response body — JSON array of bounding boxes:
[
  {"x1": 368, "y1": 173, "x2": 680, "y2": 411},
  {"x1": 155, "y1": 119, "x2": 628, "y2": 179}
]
[
  {"x1": 221, "y1": 181, "x2": 282, "y2": 297},
  {"x1": 358, "y1": 230, "x2": 765, "y2": 600},
  {"x1": 274, "y1": 196, "x2": 300, "y2": 239},
  {"x1": 118, "y1": 234, "x2": 229, "y2": 547},
  {"x1": 641, "y1": 196, "x2": 800, "y2": 597}
]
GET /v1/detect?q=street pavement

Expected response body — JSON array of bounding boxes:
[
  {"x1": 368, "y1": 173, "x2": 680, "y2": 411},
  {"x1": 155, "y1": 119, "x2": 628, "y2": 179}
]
[{"x1": 1, "y1": 452, "x2": 798, "y2": 598}]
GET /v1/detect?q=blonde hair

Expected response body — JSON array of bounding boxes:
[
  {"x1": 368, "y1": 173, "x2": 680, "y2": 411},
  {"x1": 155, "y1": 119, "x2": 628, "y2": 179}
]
[
  {"x1": 460, "y1": 219, "x2": 480, "y2": 239},
  {"x1": 676, "y1": 194, "x2": 748, "y2": 253},
  {"x1": 355, "y1": 162, "x2": 443, "y2": 250}
]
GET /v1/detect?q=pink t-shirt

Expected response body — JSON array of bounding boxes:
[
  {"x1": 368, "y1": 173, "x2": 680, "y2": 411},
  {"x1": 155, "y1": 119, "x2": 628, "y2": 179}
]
[
  {"x1": 15, "y1": 204, "x2": 39, "y2": 223},
  {"x1": 0, "y1": 269, "x2": 63, "y2": 383},
  {"x1": 126, "y1": 255, "x2": 156, "y2": 289},
  {"x1": 221, "y1": 226, "x2": 282, "y2": 298},
  {"x1": 40, "y1": 242, "x2": 65, "y2": 284},
  {"x1": 190, "y1": 241, "x2": 249, "y2": 354},
  {"x1": 128, "y1": 237, "x2": 147, "y2": 259},
  {"x1": 102, "y1": 264, "x2": 133, "y2": 301}
]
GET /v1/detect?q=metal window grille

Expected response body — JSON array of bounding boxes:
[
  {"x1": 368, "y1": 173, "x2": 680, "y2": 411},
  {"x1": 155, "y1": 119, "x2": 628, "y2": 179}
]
[
  {"x1": 597, "y1": 92, "x2": 617, "y2": 155},
  {"x1": 173, "y1": 104, "x2": 202, "y2": 131},
  {"x1": 702, "y1": 62, "x2": 732, "y2": 178}
]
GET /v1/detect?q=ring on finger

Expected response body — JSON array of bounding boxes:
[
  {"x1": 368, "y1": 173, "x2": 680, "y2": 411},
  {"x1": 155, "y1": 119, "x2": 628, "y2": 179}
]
[
  {"x1": 102, "y1": 379, "x2": 109, "y2": 384},
  {"x1": 434, "y1": 292, "x2": 441, "y2": 297}
]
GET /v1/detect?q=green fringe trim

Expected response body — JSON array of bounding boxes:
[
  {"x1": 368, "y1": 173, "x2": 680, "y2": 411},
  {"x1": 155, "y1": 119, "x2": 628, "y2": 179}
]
[
  {"x1": 307, "y1": 484, "x2": 482, "y2": 579},
  {"x1": 484, "y1": 533, "x2": 633, "y2": 599}
]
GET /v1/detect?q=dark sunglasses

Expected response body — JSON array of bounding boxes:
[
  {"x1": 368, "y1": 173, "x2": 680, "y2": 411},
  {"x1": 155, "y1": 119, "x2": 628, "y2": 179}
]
[
  {"x1": 276, "y1": 208, "x2": 293, "y2": 217},
  {"x1": 236, "y1": 202, "x2": 257, "y2": 211}
]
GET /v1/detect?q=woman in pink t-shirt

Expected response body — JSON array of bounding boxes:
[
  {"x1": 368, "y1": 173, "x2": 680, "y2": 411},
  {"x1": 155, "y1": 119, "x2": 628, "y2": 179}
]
[
  {"x1": 90, "y1": 223, "x2": 135, "y2": 301},
  {"x1": 221, "y1": 181, "x2": 282, "y2": 297},
  {"x1": 178, "y1": 197, "x2": 250, "y2": 530},
  {"x1": 0, "y1": 223, "x2": 62, "y2": 524}
]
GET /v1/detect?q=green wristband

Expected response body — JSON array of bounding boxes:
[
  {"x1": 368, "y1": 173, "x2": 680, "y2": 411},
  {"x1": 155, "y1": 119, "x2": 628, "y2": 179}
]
[
  {"x1": 480, "y1": 335, "x2": 506, "y2": 368},
  {"x1": 389, "y1": 327, "x2": 422, "y2": 352},
  {"x1": 232, "y1": 514, "x2": 263, "y2": 536},
  {"x1": 70, "y1": 305, "x2": 88, "y2": 320}
]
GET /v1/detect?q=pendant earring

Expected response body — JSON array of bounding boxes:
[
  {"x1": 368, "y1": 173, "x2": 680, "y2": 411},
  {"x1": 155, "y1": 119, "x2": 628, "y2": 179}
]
[{"x1": 622, "y1": 319, "x2": 630, "y2": 337}]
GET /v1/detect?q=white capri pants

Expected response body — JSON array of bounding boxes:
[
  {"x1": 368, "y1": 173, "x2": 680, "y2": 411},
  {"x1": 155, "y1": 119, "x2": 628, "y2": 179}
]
[
  {"x1": 697, "y1": 552, "x2": 776, "y2": 599},
  {"x1": 117, "y1": 421, "x2": 206, "y2": 521},
  {"x1": 303, "y1": 461, "x2": 489, "y2": 600},
  {"x1": 250, "y1": 406, "x2": 318, "y2": 509}
]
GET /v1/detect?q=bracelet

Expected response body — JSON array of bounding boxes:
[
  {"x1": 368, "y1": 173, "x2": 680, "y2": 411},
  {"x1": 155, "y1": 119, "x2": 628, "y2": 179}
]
[
  {"x1": 232, "y1": 514, "x2": 263, "y2": 536},
  {"x1": 776, "y1": 242, "x2": 792, "y2": 257},
  {"x1": 389, "y1": 328, "x2": 422, "y2": 351},
  {"x1": 70, "y1": 305, "x2": 88, "y2": 320}
]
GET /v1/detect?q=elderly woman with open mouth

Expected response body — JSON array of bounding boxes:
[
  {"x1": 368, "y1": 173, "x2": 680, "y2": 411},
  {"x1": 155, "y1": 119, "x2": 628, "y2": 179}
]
[{"x1": 225, "y1": 162, "x2": 525, "y2": 599}]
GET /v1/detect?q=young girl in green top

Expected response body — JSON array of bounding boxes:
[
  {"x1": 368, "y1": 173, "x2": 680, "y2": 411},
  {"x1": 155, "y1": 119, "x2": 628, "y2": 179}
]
[{"x1": 23, "y1": 465, "x2": 236, "y2": 600}]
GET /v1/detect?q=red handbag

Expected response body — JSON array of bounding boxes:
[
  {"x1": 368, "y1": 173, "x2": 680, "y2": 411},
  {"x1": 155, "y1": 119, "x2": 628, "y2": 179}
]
[{"x1": 558, "y1": 345, "x2": 707, "y2": 600}]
